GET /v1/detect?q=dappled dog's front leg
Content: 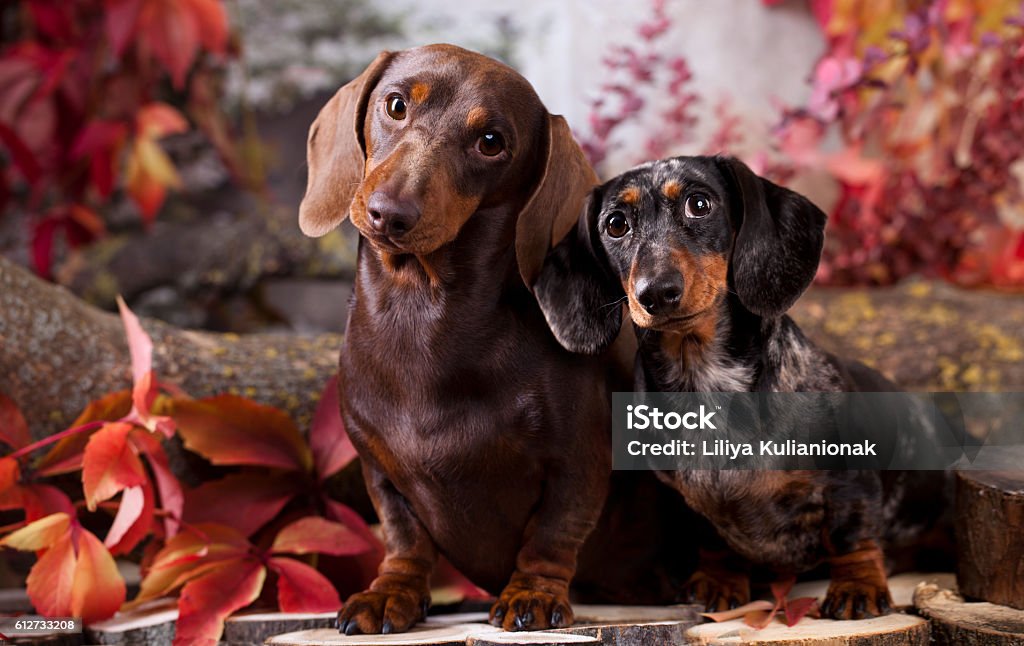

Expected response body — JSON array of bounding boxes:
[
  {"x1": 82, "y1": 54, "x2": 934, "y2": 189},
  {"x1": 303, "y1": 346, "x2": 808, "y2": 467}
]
[
  {"x1": 821, "y1": 539, "x2": 893, "y2": 620},
  {"x1": 489, "y1": 460, "x2": 608, "y2": 631},
  {"x1": 338, "y1": 461, "x2": 437, "y2": 635}
]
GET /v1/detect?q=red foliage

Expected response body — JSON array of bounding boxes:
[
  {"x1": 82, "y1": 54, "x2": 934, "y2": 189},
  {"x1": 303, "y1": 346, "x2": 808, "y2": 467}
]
[
  {"x1": 700, "y1": 577, "x2": 818, "y2": 629},
  {"x1": 0, "y1": 0, "x2": 236, "y2": 277}
]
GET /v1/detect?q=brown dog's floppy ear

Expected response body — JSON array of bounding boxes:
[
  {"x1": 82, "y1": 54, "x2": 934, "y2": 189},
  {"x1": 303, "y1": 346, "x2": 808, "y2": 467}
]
[
  {"x1": 515, "y1": 114, "x2": 599, "y2": 287},
  {"x1": 534, "y1": 189, "x2": 625, "y2": 355},
  {"x1": 299, "y1": 51, "x2": 394, "y2": 237},
  {"x1": 716, "y1": 156, "x2": 827, "y2": 318}
]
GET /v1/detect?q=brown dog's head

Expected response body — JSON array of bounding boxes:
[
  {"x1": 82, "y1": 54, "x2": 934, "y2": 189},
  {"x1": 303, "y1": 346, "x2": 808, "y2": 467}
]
[{"x1": 299, "y1": 44, "x2": 596, "y2": 286}]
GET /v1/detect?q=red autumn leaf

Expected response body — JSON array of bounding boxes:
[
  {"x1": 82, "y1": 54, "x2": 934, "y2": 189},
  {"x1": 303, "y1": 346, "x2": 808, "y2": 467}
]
[
  {"x1": 103, "y1": 0, "x2": 143, "y2": 57},
  {"x1": 136, "y1": 0, "x2": 201, "y2": 90},
  {"x1": 104, "y1": 484, "x2": 153, "y2": 555},
  {"x1": 309, "y1": 375, "x2": 357, "y2": 480},
  {"x1": 323, "y1": 500, "x2": 382, "y2": 555},
  {"x1": 24, "y1": 531, "x2": 75, "y2": 618},
  {"x1": 72, "y1": 120, "x2": 127, "y2": 198},
  {"x1": 82, "y1": 422, "x2": 147, "y2": 510},
  {"x1": 0, "y1": 457, "x2": 20, "y2": 509},
  {"x1": 784, "y1": 596, "x2": 819, "y2": 627},
  {"x1": 0, "y1": 122, "x2": 42, "y2": 185},
  {"x1": 268, "y1": 556, "x2": 341, "y2": 613},
  {"x1": 184, "y1": 473, "x2": 295, "y2": 537},
  {"x1": 21, "y1": 484, "x2": 75, "y2": 522},
  {"x1": 183, "y1": 0, "x2": 229, "y2": 54},
  {"x1": 136, "y1": 103, "x2": 189, "y2": 139},
  {"x1": 174, "y1": 395, "x2": 313, "y2": 471},
  {"x1": 117, "y1": 296, "x2": 155, "y2": 413},
  {"x1": 433, "y1": 556, "x2": 491, "y2": 602},
  {"x1": 27, "y1": 1, "x2": 73, "y2": 41},
  {"x1": 133, "y1": 524, "x2": 248, "y2": 605},
  {"x1": 129, "y1": 430, "x2": 183, "y2": 536},
  {"x1": 173, "y1": 559, "x2": 265, "y2": 646},
  {"x1": 0, "y1": 391, "x2": 31, "y2": 450},
  {"x1": 700, "y1": 600, "x2": 775, "y2": 622},
  {"x1": 35, "y1": 390, "x2": 133, "y2": 477},
  {"x1": 271, "y1": 516, "x2": 372, "y2": 557}
]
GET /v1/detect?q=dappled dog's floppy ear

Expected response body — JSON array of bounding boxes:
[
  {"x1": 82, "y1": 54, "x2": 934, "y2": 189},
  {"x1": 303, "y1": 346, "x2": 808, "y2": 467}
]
[
  {"x1": 515, "y1": 115, "x2": 599, "y2": 287},
  {"x1": 534, "y1": 190, "x2": 625, "y2": 355},
  {"x1": 717, "y1": 156, "x2": 826, "y2": 318},
  {"x1": 299, "y1": 51, "x2": 395, "y2": 237}
]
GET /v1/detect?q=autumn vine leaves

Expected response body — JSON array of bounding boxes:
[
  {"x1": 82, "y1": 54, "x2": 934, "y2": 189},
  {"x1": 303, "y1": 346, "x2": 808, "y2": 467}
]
[{"x1": 0, "y1": 299, "x2": 378, "y2": 644}]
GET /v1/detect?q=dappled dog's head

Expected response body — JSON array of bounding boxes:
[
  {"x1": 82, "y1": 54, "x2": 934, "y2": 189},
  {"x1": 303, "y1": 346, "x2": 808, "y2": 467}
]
[
  {"x1": 298, "y1": 44, "x2": 595, "y2": 286},
  {"x1": 535, "y1": 156, "x2": 826, "y2": 354}
]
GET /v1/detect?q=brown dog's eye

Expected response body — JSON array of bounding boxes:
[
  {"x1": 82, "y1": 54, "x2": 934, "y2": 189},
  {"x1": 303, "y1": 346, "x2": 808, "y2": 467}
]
[
  {"x1": 685, "y1": 193, "x2": 713, "y2": 218},
  {"x1": 476, "y1": 132, "x2": 505, "y2": 157},
  {"x1": 385, "y1": 94, "x2": 407, "y2": 120},
  {"x1": 605, "y1": 211, "x2": 630, "y2": 238}
]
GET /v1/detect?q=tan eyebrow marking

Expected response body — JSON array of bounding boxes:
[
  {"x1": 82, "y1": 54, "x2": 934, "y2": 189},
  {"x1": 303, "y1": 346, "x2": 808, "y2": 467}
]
[
  {"x1": 466, "y1": 106, "x2": 488, "y2": 129},
  {"x1": 620, "y1": 186, "x2": 641, "y2": 205},
  {"x1": 662, "y1": 180, "x2": 682, "y2": 199},
  {"x1": 410, "y1": 82, "x2": 430, "y2": 103}
]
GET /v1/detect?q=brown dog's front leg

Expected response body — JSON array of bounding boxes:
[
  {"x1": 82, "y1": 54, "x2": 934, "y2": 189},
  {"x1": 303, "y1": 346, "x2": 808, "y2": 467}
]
[
  {"x1": 490, "y1": 465, "x2": 608, "y2": 631},
  {"x1": 338, "y1": 461, "x2": 437, "y2": 635},
  {"x1": 820, "y1": 538, "x2": 893, "y2": 620},
  {"x1": 680, "y1": 547, "x2": 751, "y2": 612}
]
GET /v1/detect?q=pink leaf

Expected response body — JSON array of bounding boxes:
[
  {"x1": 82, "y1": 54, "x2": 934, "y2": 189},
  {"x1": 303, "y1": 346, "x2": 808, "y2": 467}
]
[
  {"x1": 309, "y1": 376, "x2": 357, "y2": 480},
  {"x1": 271, "y1": 516, "x2": 372, "y2": 557},
  {"x1": 104, "y1": 484, "x2": 151, "y2": 553},
  {"x1": 116, "y1": 296, "x2": 156, "y2": 415},
  {"x1": 784, "y1": 597, "x2": 819, "y2": 627},
  {"x1": 130, "y1": 430, "x2": 183, "y2": 536},
  {"x1": 268, "y1": 557, "x2": 341, "y2": 613}
]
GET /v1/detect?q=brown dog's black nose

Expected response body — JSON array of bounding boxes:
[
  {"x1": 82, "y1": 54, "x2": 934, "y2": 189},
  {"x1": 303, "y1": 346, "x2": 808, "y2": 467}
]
[
  {"x1": 367, "y1": 191, "x2": 420, "y2": 239},
  {"x1": 635, "y1": 275, "x2": 683, "y2": 315}
]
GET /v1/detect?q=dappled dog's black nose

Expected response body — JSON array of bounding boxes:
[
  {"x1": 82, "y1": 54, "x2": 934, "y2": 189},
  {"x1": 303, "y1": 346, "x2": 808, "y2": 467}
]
[
  {"x1": 635, "y1": 274, "x2": 683, "y2": 315},
  {"x1": 367, "y1": 191, "x2": 420, "y2": 239}
]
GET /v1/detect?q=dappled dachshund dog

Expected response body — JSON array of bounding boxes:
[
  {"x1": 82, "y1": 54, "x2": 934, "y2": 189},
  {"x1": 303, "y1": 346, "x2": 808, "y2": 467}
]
[
  {"x1": 535, "y1": 156, "x2": 911, "y2": 620},
  {"x1": 298, "y1": 44, "x2": 616, "y2": 634}
]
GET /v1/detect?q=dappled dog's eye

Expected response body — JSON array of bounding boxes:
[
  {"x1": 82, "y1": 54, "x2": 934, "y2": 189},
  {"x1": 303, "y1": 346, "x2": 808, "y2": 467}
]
[
  {"x1": 385, "y1": 94, "x2": 407, "y2": 120},
  {"x1": 685, "y1": 193, "x2": 713, "y2": 218},
  {"x1": 605, "y1": 211, "x2": 630, "y2": 238},
  {"x1": 476, "y1": 132, "x2": 505, "y2": 156}
]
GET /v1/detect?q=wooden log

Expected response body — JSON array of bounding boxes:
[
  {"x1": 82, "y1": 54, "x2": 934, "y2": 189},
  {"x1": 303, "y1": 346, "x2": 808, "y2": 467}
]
[
  {"x1": 956, "y1": 469, "x2": 1024, "y2": 609},
  {"x1": 224, "y1": 611, "x2": 336, "y2": 646},
  {"x1": 84, "y1": 600, "x2": 177, "y2": 645},
  {"x1": 685, "y1": 613, "x2": 929, "y2": 645},
  {"x1": 265, "y1": 622, "x2": 501, "y2": 646},
  {"x1": 913, "y1": 581, "x2": 1024, "y2": 646}
]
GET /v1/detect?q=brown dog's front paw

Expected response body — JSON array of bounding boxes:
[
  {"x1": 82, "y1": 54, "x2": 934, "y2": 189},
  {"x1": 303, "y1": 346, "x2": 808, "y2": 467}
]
[
  {"x1": 489, "y1": 580, "x2": 573, "y2": 631},
  {"x1": 679, "y1": 568, "x2": 751, "y2": 612},
  {"x1": 337, "y1": 588, "x2": 429, "y2": 635},
  {"x1": 820, "y1": 581, "x2": 892, "y2": 620}
]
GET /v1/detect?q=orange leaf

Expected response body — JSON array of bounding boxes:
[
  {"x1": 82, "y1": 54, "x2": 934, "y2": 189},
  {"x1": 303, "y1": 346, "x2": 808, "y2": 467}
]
[
  {"x1": 183, "y1": 0, "x2": 228, "y2": 54},
  {"x1": 137, "y1": 1, "x2": 201, "y2": 89},
  {"x1": 700, "y1": 600, "x2": 774, "y2": 622},
  {"x1": 117, "y1": 296, "x2": 157, "y2": 415},
  {"x1": 309, "y1": 376, "x2": 357, "y2": 480},
  {"x1": 25, "y1": 531, "x2": 75, "y2": 618},
  {"x1": 134, "y1": 523, "x2": 248, "y2": 604},
  {"x1": 743, "y1": 608, "x2": 778, "y2": 629},
  {"x1": 70, "y1": 528, "x2": 127, "y2": 623},
  {"x1": 82, "y1": 422, "x2": 147, "y2": 510},
  {"x1": 0, "y1": 457, "x2": 21, "y2": 509},
  {"x1": 0, "y1": 512, "x2": 71, "y2": 551},
  {"x1": 271, "y1": 516, "x2": 372, "y2": 557},
  {"x1": 35, "y1": 391, "x2": 133, "y2": 477},
  {"x1": 184, "y1": 473, "x2": 296, "y2": 537},
  {"x1": 135, "y1": 103, "x2": 189, "y2": 139},
  {"x1": 105, "y1": 484, "x2": 153, "y2": 555},
  {"x1": 268, "y1": 557, "x2": 340, "y2": 613},
  {"x1": 173, "y1": 559, "x2": 265, "y2": 646},
  {"x1": 0, "y1": 391, "x2": 31, "y2": 450},
  {"x1": 21, "y1": 485, "x2": 75, "y2": 522},
  {"x1": 174, "y1": 396, "x2": 312, "y2": 471}
]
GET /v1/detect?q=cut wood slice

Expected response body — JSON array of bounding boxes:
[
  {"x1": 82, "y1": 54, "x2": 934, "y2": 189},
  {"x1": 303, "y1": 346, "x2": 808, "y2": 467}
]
[
  {"x1": 265, "y1": 622, "x2": 501, "y2": 646},
  {"x1": 956, "y1": 467, "x2": 1024, "y2": 610},
  {"x1": 913, "y1": 581, "x2": 1024, "y2": 646},
  {"x1": 685, "y1": 613, "x2": 929, "y2": 645},
  {"x1": 554, "y1": 603, "x2": 698, "y2": 645},
  {"x1": 225, "y1": 611, "x2": 336, "y2": 645},
  {"x1": 467, "y1": 633, "x2": 597, "y2": 645},
  {"x1": 85, "y1": 598, "x2": 178, "y2": 645},
  {"x1": 788, "y1": 572, "x2": 956, "y2": 609}
]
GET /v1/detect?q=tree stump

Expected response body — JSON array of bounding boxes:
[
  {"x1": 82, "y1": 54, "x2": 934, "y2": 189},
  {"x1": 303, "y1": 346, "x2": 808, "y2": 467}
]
[
  {"x1": 223, "y1": 611, "x2": 337, "y2": 646},
  {"x1": 913, "y1": 582, "x2": 1024, "y2": 646},
  {"x1": 685, "y1": 614, "x2": 929, "y2": 645},
  {"x1": 956, "y1": 469, "x2": 1024, "y2": 609},
  {"x1": 84, "y1": 600, "x2": 178, "y2": 644},
  {"x1": 265, "y1": 605, "x2": 698, "y2": 645}
]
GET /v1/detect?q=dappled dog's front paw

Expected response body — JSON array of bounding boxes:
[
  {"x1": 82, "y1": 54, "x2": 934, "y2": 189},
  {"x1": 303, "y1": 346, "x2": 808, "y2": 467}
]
[
  {"x1": 489, "y1": 579, "x2": 573, "y2": 631},
  {"x1": 679, "y1": 568, "x2": 751, "y2": 612},
  {"x1": 820, "y1": 581, "x2": 892, "y2": 620},
  {"x1": 336, "y1": 588, "x2": 430, "y2": 635}
]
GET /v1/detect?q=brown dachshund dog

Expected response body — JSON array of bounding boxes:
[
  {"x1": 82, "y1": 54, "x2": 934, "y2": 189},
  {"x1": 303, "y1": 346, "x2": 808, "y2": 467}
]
[{"x1": 299, "y1": 44, "x2": 623, "y2": 634}]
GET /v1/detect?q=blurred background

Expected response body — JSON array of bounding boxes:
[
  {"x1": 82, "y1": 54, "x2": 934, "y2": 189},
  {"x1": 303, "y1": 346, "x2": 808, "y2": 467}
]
[{"x1": 1, "y1": 0, "x2": 1022, "y2": 336}]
